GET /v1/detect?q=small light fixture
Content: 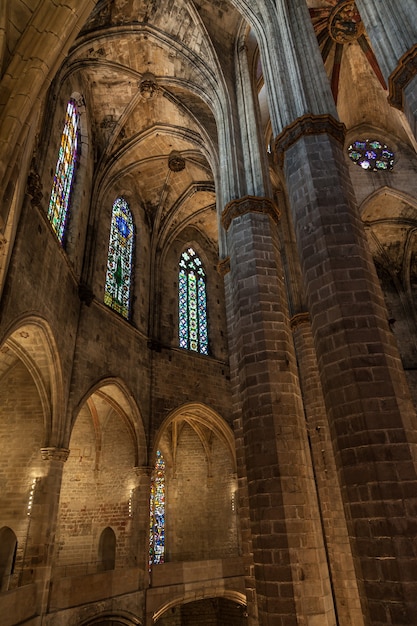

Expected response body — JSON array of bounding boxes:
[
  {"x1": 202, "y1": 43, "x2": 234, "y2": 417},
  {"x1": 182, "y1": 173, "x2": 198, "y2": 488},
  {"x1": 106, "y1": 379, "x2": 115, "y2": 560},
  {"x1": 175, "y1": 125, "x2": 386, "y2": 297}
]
[
  {"x1": 27, "y1": 478, "x2": 39, "y2": 516},
  {"x1": 168, "y1": 150, "x2": 185, "y2": 172},
  {"x1": 139, "y1": 72, "x2": 158, "y2": 99}
]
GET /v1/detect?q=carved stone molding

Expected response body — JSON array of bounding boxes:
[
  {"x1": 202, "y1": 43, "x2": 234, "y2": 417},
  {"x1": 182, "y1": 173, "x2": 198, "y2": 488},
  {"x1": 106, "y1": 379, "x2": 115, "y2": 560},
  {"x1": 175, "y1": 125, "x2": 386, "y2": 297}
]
[
  {"x1": 274, "y1": 114, "x2": 346, "y2": 168},
  {"x1": 41, "y1": 447, "x2": 70, "y2": 462},
  {"x1": 168, "y1": 150, "x2": 185, "y2": 172},
  {"x1": 217, "y1": 257, "x2": 230, "y2": 276},
  {"x1": 221, "y1": 196, "x2": 280, "y2": 232},
  {"x1": 290, "y1": 312, "x2": 311, "y2": 331},
  {"x1": 26, "y1": 170, "x2": 43, "y2": 207},
  {"x1": 388, "y1": 44, "x2": 417, "y2": 110}
]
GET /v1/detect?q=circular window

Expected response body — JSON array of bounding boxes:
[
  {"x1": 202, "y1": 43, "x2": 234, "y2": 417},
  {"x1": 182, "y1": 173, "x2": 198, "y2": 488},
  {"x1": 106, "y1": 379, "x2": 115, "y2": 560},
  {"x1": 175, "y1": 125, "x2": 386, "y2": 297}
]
[{"x1": 348, "y1": 139, "x2": 394, "y2": 171}]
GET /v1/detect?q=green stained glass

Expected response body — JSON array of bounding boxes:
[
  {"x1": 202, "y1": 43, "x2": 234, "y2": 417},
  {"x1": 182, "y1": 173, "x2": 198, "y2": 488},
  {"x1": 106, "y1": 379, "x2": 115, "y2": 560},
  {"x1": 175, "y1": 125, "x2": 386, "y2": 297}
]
[
  {"x1": 47, "y1": 99, "x2": 79, "y2": 242},
  {"x1": 104, "y1": 197, "x2": 134, "y2": 319},
  {"x1": 178, "y1": 248, "x2": 208, "y2": 355},
  {"x1": 149, "y1": 450, "x2": 165, "y2": 566}
]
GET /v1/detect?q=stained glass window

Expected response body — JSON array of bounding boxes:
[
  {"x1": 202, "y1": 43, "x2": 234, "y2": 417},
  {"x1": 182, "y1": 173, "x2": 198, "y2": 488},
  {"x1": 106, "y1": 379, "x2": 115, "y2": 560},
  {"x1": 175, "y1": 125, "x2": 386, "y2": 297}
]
[
  {"x1": 47, "y1": 99, "x2": 80, "y2": 241},
  {"x1": 348, "y1": 139, "x2": 394, "y2": 171},
  {"x1": 179, "y1": 247, "x2": 208, "y2": 355},
  {"x1": 149, "y1": 450, "x2": 165, "y2": 567},
  {"x1": 104, "y1": 197, "x2": 134, "y2": 319}
]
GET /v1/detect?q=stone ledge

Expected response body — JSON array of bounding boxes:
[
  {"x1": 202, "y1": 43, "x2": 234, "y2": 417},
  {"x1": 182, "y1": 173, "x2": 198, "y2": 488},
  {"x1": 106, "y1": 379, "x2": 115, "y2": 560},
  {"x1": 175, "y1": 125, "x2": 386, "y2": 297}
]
[
  {"x1": 388, "y1": 43, "x2": 417, "y2": 109},
  {"x1": 274, "y1": 114, "x2": 346, "y2": 167}
]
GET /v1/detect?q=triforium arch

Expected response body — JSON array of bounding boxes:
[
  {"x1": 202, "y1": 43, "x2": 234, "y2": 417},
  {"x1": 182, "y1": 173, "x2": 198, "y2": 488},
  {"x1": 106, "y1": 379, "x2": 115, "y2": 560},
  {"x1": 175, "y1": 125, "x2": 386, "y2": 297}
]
[
  {"x1": 150, "y1": 402, "x2": 238, "y2": 564},
  {"x1": 69, "y1": 377, "x2": 147, "y2": 468},
  {"x1": 79, "y1": 611, "x2": 142, "y2": 625},
  {"x1": 152, "y1": 591, "x2": 247, "y2": 625},
  {"x1": 0, "y1": 315, "x2": 64, "y2": 447}
]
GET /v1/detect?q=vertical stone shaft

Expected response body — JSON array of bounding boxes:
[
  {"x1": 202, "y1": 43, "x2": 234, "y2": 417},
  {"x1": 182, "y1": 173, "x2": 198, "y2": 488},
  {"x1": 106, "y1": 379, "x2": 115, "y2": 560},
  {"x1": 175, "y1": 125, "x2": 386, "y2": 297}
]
[
  {"x1": 30, "y1": 448, "x2": 69, "y2": 616},
  {"x1": 277, "y1": 117, "x2": 417, "y2": 624},
  {"x1": 355, "y1": 0, "x2": 417, "y2": 138},
  {"x1": 233, "y1": 415, "x2": 259, "y2": 626},
  {"x1": 291, "y1": 314, "x2": 364, "y2": 626},
  {"x1": 223, "y1": 197, "x2": 335, "y2": 626}
]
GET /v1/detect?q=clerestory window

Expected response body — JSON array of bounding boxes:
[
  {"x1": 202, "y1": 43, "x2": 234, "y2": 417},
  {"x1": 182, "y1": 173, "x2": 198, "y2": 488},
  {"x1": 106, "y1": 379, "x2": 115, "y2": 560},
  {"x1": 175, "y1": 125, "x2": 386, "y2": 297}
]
[
  {"x1": 178, "y1": 247, "x2": 208, "y2": 355},
  {"x1": 104, "y1": 197, "x2": 134, "y2": 319},
  {"x1": 47, "y1": 99, "x2": 80, "y2": 242}
]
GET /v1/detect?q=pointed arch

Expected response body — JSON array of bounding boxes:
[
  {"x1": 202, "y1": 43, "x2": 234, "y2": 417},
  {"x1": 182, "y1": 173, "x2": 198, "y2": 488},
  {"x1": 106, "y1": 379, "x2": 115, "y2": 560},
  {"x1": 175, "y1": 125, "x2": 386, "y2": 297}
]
[
  {"x1": 152, "y1": 591, "x2": 247, "y2": 623},
  {"x1": 104, "y1": 197, "x2": 135, "y2": 319},
  {"x1": 178, "y1": 247, "x2": 208, "y2": 354},
  {"x1": 71, "y1": 377, "x2": 147, "y2": 467},
  {"x1": 0, "y1": 315, "x2": 64, "y2": 446},
  {"x1": 47, "y1": 98, "x2": 80, "y2": 242}
]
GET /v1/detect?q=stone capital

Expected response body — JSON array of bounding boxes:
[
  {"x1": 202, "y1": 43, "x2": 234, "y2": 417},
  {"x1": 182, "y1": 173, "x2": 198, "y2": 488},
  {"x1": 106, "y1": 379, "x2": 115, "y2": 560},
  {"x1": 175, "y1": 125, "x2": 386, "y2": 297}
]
[
  {"x1": 388, "y1": 44, "x2": 417, "y2": 109},
  {"x1": 221, "y1": 196, "x2": 279, "y2": 232},
  {"x1": 40, "y1": 447, "x2": 70, "y2": 462},
  {"x1": 217, "y1": 257, "x2": 231, "y2": 276},
  {"x1": 274, "y1": 114, "x2": 346, "y2": 167}
]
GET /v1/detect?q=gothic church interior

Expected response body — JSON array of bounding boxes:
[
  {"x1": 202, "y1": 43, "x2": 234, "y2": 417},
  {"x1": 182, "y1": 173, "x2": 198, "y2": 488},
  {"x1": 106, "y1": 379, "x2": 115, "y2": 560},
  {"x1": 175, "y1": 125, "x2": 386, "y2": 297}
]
[{"x1": 1, "y1": 1, "x2": 417, "y2": 625}]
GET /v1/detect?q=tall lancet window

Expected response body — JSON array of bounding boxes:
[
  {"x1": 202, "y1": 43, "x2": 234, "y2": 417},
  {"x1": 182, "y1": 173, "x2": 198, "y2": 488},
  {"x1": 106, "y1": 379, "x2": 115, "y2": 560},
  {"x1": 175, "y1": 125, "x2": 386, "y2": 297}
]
[
  {"x1": 149, "y1": 450, "x2": 165, "y2": 566},
  {"x1": 178, "y1": 247, "x2": 208, "y2": 354},
  {"x1": 104, "y1": 197, "x2": 134, "y2": 319},
  {"x1": 47, "y1": 99, "x2": 80, "y2": 242}
]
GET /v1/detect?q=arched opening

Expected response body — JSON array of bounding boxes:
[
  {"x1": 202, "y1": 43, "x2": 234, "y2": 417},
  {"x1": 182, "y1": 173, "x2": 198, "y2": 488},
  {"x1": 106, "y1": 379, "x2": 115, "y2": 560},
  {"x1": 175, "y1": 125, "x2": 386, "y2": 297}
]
[
  {"x1": 0, "y1": 527, "x2": 17, "y2": 591},
  {"x1": 55, "y1": 381, "x2": 140, "y2": 577},
  {"x1": 152, "y1": 404, "x2": 238, "y2": 564},
  {"x1": 98, "y1": 527, "x2": 116, "y2": 571},
  {"x1": 155, "y1": 598, "x2": 247, "y2": 626}
]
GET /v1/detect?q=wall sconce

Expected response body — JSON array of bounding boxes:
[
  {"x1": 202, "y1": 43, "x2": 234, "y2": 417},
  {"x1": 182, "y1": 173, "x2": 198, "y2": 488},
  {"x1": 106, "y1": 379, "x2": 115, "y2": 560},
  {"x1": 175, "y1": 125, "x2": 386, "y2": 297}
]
[{"x1": 27, "y1": 478, "x2": 39, "y2": 516}]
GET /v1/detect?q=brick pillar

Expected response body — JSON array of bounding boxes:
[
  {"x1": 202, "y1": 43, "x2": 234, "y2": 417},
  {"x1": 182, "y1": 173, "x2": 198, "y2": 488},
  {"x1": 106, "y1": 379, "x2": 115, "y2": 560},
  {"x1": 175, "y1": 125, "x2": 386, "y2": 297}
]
[
  {"x1": 355, "y1": 0, "x2": 417, "y2": 139},
  {"x1": 275, "y1": 114, "x2": 417, "y2": 624},
  {"x1": 291, "y1": 313, "x2": 364, "y2": 626},
  {"x1": 24, "y1": 447, "x2": 69, "y2": 616},
  {"x1": 222, "y1": 196, "x2": 336, "y2": 626}
]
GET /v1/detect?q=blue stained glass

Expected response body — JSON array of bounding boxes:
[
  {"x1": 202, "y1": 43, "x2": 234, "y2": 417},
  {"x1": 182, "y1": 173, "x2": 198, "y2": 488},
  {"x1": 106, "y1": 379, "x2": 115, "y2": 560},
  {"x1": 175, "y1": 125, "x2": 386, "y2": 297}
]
[
  {"x1": 149, "y1": 450, "x2": 165, "y2": 567},
  {"x1": 348, "y1": 139, "x2": 394, "y2": 172},
  {"x1": 178, "y1": 248, "x2": 208, "y2": 354},
  {"x1": 47, "y1": 99, "x2": 79, "y2": 242},
  {"x1": 104, "y1": 197, "x2": 134, "y2": 319}
]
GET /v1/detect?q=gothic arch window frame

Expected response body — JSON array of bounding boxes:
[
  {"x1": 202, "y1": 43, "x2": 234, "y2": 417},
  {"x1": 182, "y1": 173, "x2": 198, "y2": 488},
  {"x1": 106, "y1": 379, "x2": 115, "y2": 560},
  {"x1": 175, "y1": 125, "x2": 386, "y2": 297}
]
[
  {"x1": 178, "y1": 246, "x2": 209, "y2": 355},
  {"x1": 47, "y1": 96, "x2": 82, "y2": 243},
  {"x1": 104, "y1": 196, "x2": 135, "y2": 320},
  {"x1": 98, "y1": 526, "x2": 117, "y2": 571}
]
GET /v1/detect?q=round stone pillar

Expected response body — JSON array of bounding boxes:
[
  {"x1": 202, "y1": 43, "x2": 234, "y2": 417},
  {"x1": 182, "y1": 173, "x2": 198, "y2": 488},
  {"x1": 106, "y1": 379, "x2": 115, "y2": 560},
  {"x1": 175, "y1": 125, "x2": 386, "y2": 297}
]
[
  {"x1": 222, "y1": 196, "x2": 336, "y2": 626},
  {"x1": 275, "y1": 113, "x2": 417, "y2": 624},
  {"x1": 355, "y1": 0, "x2": 417, "y2": 138}
]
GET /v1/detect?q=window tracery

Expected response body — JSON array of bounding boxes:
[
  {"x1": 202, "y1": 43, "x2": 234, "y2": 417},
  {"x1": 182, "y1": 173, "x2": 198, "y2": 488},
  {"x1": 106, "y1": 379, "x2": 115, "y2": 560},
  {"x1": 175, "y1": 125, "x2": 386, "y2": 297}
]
[
  {"x1": 47, "y1": 99, "x2": 80, "y2": 241},
  {"x1": 179, "y1": 247, "x2": 208, "y2": 355},
  {"x1": 348, "y1": 139, "x2": 395, "y2": 171},
  {"x1": 149, "y1": 450, "x2": 165, "y2": 566},
  {"x1": 104, "y1": 197, "x2": 134, "y2": 319}
]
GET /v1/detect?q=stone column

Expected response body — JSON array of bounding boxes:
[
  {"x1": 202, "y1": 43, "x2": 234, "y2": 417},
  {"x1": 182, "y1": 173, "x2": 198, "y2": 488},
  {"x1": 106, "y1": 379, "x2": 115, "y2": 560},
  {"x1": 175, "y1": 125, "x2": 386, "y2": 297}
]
[
  {"x1": 275, "y1": 113, "x2": 417, "y2": 624},
  {"x1": 222, "y1": 196, "x2": 336, "y2": 626},
  {"x1": 355, "y1": 0, "x2": 417, "y2": 138},
  {"x1": 23, "y1": 447, "x2": 69, "y2": 616},
  {"x1": 291, "y1": 313, "x2": 364, "y2": 626}
]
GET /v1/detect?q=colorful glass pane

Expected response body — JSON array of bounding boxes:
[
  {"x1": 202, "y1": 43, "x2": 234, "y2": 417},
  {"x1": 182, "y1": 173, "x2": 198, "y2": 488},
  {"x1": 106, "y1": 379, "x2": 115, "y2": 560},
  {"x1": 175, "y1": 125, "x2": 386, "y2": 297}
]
[
  {"x1": 149, "y1": 450, "x2": 165, "y2": 566},
  {"x1": 104, "y1": 197, "x2": 134, "y2": 319},
  {"x1": 178, "y1": 248, "x2": 208, "y2": 354},
  {"x1": 47, "y1": 99, "x2": 79, "y2": 241},
  {"x1": 348, "y1": 139, "x2": 394, "y2": 172}
]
